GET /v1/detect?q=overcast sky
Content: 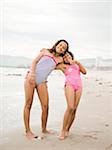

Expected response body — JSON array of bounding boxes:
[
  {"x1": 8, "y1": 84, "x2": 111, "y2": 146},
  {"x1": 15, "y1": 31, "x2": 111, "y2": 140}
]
[{"x1": 0, "y1": 0, "x2": 112, "y2": 59}]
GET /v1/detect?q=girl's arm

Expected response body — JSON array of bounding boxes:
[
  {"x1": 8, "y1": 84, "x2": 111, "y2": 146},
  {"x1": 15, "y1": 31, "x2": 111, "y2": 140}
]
[
  {"x1": 55, "y1": 63, "x2": 66, "y2": 73},
  {"x1": 75, "y1": 60, "x2": 87, "y2": 74}
]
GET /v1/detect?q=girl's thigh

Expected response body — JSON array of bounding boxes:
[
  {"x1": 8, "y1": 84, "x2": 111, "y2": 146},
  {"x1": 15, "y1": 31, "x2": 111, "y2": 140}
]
[
  {"x1": 24, "y1": 76, "x2": 35, "y2": 102},
  {"x1": 74, "y1": 88, "x2": 82, "y2": 109},
  {"x1": 64, "y1": 85, "x2": 75, "y2": 108},
  {"x1": 36, "y1": 82, "x2": 49, "y2": 106}
]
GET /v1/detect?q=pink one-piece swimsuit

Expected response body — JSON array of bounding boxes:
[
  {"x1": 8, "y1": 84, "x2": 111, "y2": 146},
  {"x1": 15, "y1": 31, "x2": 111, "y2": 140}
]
[{"x1": 64, "y1": 64, "x2": 82, "y2": 91}]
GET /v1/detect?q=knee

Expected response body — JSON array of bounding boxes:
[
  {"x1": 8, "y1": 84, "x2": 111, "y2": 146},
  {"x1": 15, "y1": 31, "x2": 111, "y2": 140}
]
[
  {"x1": 25, "y1": 99, "x2": 32, "y2": 110},
  {"x1": 67, "y1": 107, "x2": 75, "y2": 113},
  {"x1": 42, "y1": 105, "x2": 49, "y2": 112}
]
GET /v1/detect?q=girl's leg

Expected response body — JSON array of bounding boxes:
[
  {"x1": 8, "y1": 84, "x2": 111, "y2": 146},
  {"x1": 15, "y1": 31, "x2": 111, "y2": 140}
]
[
  {"x1": 23, "y1": 77, "x2": 36, "y2": 139},
  {"x1": 65, "y1": 88, "x2": 82, "y2": 135},
  {"x1": 36, "y1": 82, "x2": 50, "y2": 133},
  {"x1": 59, "y1": 85, "x2": 75, "y2": 140}
]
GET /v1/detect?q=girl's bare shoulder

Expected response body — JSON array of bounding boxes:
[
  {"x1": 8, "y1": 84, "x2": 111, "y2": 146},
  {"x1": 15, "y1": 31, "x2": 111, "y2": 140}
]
[
  {"x1": 40, "y1": 48, "x2": 51, "y2": 55},
  {"x1": 40, "y1": 48, "x2": 48, "y2": 53},
  {"x1": 57, "y1": 56, "x2": 63, "y2": 63}
]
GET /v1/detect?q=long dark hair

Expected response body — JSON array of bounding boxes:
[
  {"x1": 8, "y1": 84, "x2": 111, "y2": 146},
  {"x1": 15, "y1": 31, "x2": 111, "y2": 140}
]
[{"x1": 49, "y1": 39, "x2": 69, "y2": 56}]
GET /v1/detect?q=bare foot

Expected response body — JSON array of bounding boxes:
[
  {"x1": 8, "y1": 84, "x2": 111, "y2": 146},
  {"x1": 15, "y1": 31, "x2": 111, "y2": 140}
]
[
  {"x1": 42, "y1": 130, "x2": 56, "y2": 135},
  {"x1": 25, "y1": 131, "x2": 38, "y2": 140},
  {"x1": 59, "y1": 131, "x2": 66, "y2": 140},
  {"x1": 65, "y1": 131, "x2": 69, "y2": 137}
]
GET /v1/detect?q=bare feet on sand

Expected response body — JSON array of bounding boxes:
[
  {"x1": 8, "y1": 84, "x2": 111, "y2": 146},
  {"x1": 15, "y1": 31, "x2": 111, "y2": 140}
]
[
  {"x1": 59, "y1": 131, "x2": 69, "y2": 140},
  {"x1": 42, "y1": 129, "x2": 56, "y2": 135},
  {"x1": 59, "y1": 131, "x2": 66, "y2": 140},
  {"x1": 65, "y1": 131, "x2": 69, "y2": 137},
  {"x1": 25, "y1": 131, "x2": 38, "y2": 140}
]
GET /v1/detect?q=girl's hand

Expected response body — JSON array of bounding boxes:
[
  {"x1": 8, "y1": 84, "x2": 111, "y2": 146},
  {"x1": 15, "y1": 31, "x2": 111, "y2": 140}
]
[
  {"x1": 74, "y1": 60, "x2": 80, "y2": 65},
  {"x1": 74, "y1": 61, "x2": 87, "y2": 74},
  {"x1": 69, "y1": 59, "x2": 74, "y2": 65},
  {"x1": 27, "y1": 73, "x2": 36, "y2": 86}
]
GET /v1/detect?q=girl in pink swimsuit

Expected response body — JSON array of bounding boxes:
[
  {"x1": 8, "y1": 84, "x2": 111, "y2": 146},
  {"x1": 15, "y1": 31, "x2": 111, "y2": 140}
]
[
  {"x1": 58, "y1": 51, "x2": 87, "y2": 140},
  {"x1": 65, "y1": 63, "x2": 82, "y2": 91}
]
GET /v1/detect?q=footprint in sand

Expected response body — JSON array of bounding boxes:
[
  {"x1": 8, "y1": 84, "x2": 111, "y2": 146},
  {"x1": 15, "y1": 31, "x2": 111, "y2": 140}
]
[
  {"x1": 96, "y1": 94, "x2": 101, "y2": 97},
  {"x1": 87, "y1": 130, "x2": 103, "y2": 134},
  {"x1": 98, "y1": 82, "x2": 103, "y2": 85},
  {"x1": 83, "y1": 135, "x2": 98, "y2": 140},
  {"x1": 95, "y1": 79, "x2": 99, "y2": 81},
  {"x1": 85, "y1": 130, "x2": 103, "y2": 138},
  {"x1": 104, "y1": 124, "x2": 109, "y2": 127}
]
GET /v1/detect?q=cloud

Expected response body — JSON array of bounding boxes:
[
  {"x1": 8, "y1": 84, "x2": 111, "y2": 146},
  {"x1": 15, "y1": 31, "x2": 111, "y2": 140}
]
[{"x1": 1, "y1": 0, "x2": 111, "y2": 58}]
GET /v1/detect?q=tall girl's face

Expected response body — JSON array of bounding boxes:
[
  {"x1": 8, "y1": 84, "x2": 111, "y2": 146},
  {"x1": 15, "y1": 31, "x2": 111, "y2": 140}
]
[
  {"x1": 55, "y1": 41, "x2": 68, "y2": 54},
  {"x1": 63, "y1": 52, "x2": 73, "y2": 63}
]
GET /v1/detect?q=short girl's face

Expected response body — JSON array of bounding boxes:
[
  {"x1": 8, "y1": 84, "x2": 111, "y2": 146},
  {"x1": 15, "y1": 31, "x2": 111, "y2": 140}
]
[
  {"x1": 56, "y1": 41, "x2": 68, "y2": 54},
  {"x1": 63, "y1": 52, "x2": 73, "y2": 63}
]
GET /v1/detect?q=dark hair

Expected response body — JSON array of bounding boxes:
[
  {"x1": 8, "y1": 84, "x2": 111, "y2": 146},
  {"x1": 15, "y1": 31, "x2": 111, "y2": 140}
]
[
  {"x1": 67, "y1": 51, "x2": 74, "y2": 60},
  {"x1": 64, "y1": 51, "x2": 74, "y2": 64},
  {"x1": 49, "y1": 39, "x2": 69, "y2": 56}
]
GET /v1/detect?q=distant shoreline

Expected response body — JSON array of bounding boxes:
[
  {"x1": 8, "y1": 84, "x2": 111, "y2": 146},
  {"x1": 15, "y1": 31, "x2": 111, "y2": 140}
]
[
  {"x1": 1, "y1": 55, "x2": 112, "y2": 70},
  {"x1": 0, "y1": 66, "x2": 112, "y2": 71},
  {"x1": 0, "y1": 66, "x2": 29, "y2": 69}
]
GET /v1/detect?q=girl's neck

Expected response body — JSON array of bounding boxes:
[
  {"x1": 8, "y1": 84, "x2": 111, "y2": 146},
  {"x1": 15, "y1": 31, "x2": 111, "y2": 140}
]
[
  {"x1": 48, "y1": 49, "x2": 60, "y2": 57},
  {"x1": 53, "y1": 52, "x2": 60, "y2": 57}
]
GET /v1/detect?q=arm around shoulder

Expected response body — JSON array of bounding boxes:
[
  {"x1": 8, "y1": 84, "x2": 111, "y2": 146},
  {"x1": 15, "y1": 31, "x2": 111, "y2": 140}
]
[{"x1": 55, "y1": 63, "x2": 66, "y2": 73}]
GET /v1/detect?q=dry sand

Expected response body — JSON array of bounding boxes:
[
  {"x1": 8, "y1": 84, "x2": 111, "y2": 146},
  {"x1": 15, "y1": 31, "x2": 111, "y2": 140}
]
[{"x1": 0, "y1": 68, "x2": 112, "y2": 150}]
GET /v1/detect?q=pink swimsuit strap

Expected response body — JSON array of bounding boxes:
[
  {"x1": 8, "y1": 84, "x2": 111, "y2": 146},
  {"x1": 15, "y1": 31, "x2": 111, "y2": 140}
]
[{"x1": 44, "y1": 55, "x2": 58, "y2": 65}]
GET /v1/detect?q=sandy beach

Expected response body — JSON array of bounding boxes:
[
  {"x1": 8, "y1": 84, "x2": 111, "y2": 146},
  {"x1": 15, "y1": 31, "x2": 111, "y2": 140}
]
[{"x1": 0, "y1": 67, "x2": 112, "y2": 150}]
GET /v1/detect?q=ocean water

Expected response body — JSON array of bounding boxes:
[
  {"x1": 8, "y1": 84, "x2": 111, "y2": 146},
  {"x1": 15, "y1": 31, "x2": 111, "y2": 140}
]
[{"x1": 0, "y1": 67, "x2": 27, "y2": 136}]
